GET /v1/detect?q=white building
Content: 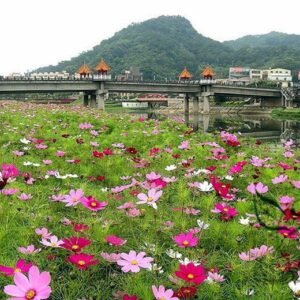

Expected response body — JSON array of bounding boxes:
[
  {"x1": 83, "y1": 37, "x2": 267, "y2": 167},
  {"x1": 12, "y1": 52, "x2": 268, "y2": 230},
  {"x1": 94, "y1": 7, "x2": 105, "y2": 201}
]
[{"x1": 264, "y1": 68, "x2": 292, "y2": 82}]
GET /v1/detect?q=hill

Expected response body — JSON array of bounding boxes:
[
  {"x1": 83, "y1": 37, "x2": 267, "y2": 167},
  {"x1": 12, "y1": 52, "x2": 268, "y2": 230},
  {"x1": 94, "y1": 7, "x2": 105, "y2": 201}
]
[{"x1": 37, "y1": 16, "x2": 300, "y2": 80}]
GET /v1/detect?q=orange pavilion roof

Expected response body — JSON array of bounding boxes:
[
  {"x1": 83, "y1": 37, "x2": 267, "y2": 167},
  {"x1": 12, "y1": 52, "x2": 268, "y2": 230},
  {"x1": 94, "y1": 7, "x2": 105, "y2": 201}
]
[
  {"x1": 77, "y1": 64, "x2": 92, "y2": 75},
  {"x1": 202, "y1": 66, "x2": 214, "y2": 77},
  {"x1": 179, "y1": 67, "x2": 192, "y2": 79},
  {"x1": 94, "y1": 59, "x2": 111, "y2": 72}
]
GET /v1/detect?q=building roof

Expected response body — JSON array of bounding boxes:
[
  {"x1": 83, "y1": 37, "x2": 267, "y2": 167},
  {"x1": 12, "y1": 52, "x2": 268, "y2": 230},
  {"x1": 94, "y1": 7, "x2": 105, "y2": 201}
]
[
  {"x1": 179, "y1": 67, "x2": 192, "y2": 79},
  {"x1": 77, "y1": 64, "x2": 92, "y2": 75},
  {"x1": 202, "y1": 66, "x2": 214, "y2": 77},
  {"x1": 94, "y1": 59, "x2": 111, "y2": 72}
]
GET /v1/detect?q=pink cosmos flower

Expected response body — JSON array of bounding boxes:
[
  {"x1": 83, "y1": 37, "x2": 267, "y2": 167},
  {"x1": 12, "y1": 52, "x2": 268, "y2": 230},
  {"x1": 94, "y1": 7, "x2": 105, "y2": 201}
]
[
  {"x1": 17, "y1": 193, "x2": 33, "y2": 201},
  {"x1": 42, "y1": 160, "x2": 52, "y2": 165},
  {"x1": 239, "y1": 245, "x2": 274, "y2": 261},
  {"x1": 152, "y1": 285, "x2": 179, "y2": 300},
  {"x1": 105, "y1": 235, "x2": 127, "y2": 246},
  {"x1": 126, "y1": 208, "x2": 141, "y2": 217},
  {"x1": 117, "y1": 251, "x2": 153, "y2": 273},
  {"x1": 272, "y1": 174, "x2": 288, "y2": 184},
  {"x1": 41, "y1": 236, "x2": 64, "y2": 248},
  {"x1": 80, "y1": 196, "x2": 108, "y2": 211},
  {"x1": 1, "y1": 188, "x2": 19, "y2": 195},
  {"x1": 284, "y1": 151, "x2": 294, "y2": 158},
  {"x1": 178, "y1": 140, "x2": 190, "y2": 150},
  {"x1": 117, "y1": 202, "x2": 135, "y2": 210},
  {"x1": 12, "y1": 150, "x2": 24, "y2": 157},
  {"x1": 79, "y1": 122, "x2": 93, "y2": 129},
  {"x1": 50, "y1": 194, "x2": 65, "y2": 202},
  {"x1": 207, "y1": 271, "x2": 225, "y2": 282},
  {"x1": 35, "y1": 144, "x2": 48, "y2": 149},
  {"x1": 247, "y1": 182, "x2": 268, "y2": 195},
  {"x1": 35, "y1": 228, "x2": 52, "y2": 239},
  {"x1": 220, "y1": 131, "x2": 240, "y2": 147},
  {"x1": 0, "y1": 259, "x2": 33, "y2": 276},
  {"x1": 146, "y1": 172, "x2": 161, "y2": 181},
  {"x1": 62, "y1": 189, "x2": 84, "y2": 206},
  {"x1": 279, "y1": 196, "x2": 295, "y2": 210},
  {"x1": 136, "y1": 189, "x2": 162, "y2": 210},
  {"x1": 173, "y1": 232, "x2": 199, "y2": 248},
  {"x1": 17, "y1": 245, "x2": 41, "y2": 255},
  {"x1": 183, "y1": 208, "x2": 201, "y2": 215},
  {"x1": 4, "y1": 265, "x2": 51, "y2": 299},
  {"x1": 55, "y1": 151, "x2": 65, "y2": 157},
  {"x1": 100, "y1": 252, "x2": 121, "y2": 263},
  {"x1": 292, "y1": 181, "x2": 300, "y2": 189}
]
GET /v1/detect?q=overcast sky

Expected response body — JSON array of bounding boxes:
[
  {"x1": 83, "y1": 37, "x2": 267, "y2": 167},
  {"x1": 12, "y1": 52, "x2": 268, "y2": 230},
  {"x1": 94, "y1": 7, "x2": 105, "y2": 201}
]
[{"x1": 0, "y1": 0, "x2": 299, "y2": 75}]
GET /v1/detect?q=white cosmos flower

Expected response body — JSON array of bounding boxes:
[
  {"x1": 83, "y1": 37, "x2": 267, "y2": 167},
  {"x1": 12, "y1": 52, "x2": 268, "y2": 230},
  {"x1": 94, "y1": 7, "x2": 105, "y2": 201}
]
[
  {"x1": 41, "y1": 235, "x2": 64, "y2": 248},
  {"x1": 197, "y1": 219, "x2": 210, "y2": 230},
  {"x1": 32, "y1": 163, "x2": 40, "y2": 167},
  {"x1": 165, "y1": 164, "x2": 177, "y2": 171},
  {"x1": 20, "y1": 138, "x2": 31, "y2": 144},
  {"x1": 179, "y1": 257, "x2": 201, "y2": 265},
  {"x1": 288, "y1": 280, "x2": 300, "y2": 298},
  {"x1": 166, "y1": 249, "x2": 182, "y2": 259},
  {"x1": 101, "y1": 187, "x2": 109, "y2": 192},
  {"x1": 239, "y1": 217, "x2": 250, "y2": 225},
  {"x1": 0, "y1": 172, "x2": 3, "y2": 182},
  {"x1": 224, "y1": 175, "x2": 234, "y2": 181},
  {"x1": 198, "y1": 181, "x2": 213, "y2": 192},
  {"x1": 147, "y1": 263, "x2": 164, "y2": 273},
  {"x1": 23, "y1": 161, "x2": 33, "y2": 166}
]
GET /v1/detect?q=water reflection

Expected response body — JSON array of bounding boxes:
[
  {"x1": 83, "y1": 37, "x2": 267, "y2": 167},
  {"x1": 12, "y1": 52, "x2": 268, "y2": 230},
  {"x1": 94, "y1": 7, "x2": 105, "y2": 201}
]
[{"x1": 115, "y1": 110, "x2": 300, "y2": 142}]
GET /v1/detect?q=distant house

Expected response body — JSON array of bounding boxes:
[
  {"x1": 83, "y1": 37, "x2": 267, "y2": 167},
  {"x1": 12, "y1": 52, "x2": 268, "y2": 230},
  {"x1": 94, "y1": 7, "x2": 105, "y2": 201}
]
[{"x1": 115, "y1": 67, "x2": 143, "y2": 81}]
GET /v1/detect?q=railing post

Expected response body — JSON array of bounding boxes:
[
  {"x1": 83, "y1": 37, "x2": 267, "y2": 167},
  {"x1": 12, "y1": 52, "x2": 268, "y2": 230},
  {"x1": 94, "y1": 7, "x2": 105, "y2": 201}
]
[{"x1": 184, "y1": 93, "x2": 189, "y2": 114}]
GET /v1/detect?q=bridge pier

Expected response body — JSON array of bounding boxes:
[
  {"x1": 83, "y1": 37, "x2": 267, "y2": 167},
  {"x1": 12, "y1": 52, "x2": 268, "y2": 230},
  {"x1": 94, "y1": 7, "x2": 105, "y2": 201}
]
[
  {"x1": 96, "y1": 90, "x2": 105, "y2": 110},
  {"x1": 83, "y1": 93, "x2": 89, "y2": 107},
  {"x1": 193, "y1": 97, "x2": 199, "y2": 114},
  {"x1": 90, "y1": 94, "x2": 97, "y2": 108},
  {"x1": 184, "y1": 94, "x2": 189, "y2": 114}
]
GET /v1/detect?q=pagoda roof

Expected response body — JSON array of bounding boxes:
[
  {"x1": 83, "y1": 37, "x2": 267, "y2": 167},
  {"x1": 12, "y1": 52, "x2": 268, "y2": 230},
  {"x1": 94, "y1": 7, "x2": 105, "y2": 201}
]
[
  {"x1": 77, "y1": 64, "x2": 92, "y2": 75},
  {"x1": 94, "y1": 59, "x2": 111, "y2": 72},
  {"x1": 202, "y1": 66, "x2": 215, "y2": 77},
  {"x1": 179, "y1": 67, "x2": 192, "y2": 79}
]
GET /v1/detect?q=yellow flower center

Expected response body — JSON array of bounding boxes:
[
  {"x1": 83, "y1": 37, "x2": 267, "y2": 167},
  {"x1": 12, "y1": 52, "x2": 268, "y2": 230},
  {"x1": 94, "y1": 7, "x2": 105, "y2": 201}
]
[
  {"x1": 25, "y1": 289, "x2": 36, "y2": 300},
  {"x1": 72, "y1": 197, "x2": 77, "y2": 202},
  {"x1": 131, "y1": 260, "x2": 138, "y2": 265},
  {"x1": 78, "y1": 260, "x2": 86, "y2": 266},
  {"x1": 91, "y1": 202, "x2": 97, "y2": 207},
  {"x1": 159, "y1": 298, "x2": 166, "y2": 300},
  {"x1": 14, "y1": 268, "x2": 21, "y2": 273},
  {"x1": 72, "y1": 245, "x2": 79, "y2": 250},
  {"x1": 187, "y1": 273, "x2": 194, "y2": 279},
  {"x1": 182, "y1": 240, "x2": 189, "y2": 246},
  {"x1": 147, "y1": 197, "x2": 153, "y2": 202},
  {"x1": 283, "y1": 232, "x2": 288, "y2": 236},
  {"x1": 223, "y1": 208, "x2": 229, "y2": 212},
  {"x1": 51, "y1": 243, "x2": 57, "y2": 247}
]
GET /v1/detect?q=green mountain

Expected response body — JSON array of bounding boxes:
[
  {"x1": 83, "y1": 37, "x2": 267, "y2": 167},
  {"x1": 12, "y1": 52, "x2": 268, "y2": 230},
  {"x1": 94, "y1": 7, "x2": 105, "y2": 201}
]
[
  {"x1": 36, "y1": 16, "x2": 233, "y2": 79},
  {"x1": 36, "y1": 16, "x2": 300, "y2": 80},
  {"x1": 224, "y1": 31, "x2": 300, "y2": 50}
]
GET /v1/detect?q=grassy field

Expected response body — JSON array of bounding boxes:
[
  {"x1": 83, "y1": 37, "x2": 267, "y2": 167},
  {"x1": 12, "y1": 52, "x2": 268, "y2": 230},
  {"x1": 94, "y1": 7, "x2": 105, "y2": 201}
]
[
  {"x1": 272, "y1": 108, "x2": 300, "y2": 120},
  {"x1": 0, "y1": 102, "x2": 299, "y2": 299}
]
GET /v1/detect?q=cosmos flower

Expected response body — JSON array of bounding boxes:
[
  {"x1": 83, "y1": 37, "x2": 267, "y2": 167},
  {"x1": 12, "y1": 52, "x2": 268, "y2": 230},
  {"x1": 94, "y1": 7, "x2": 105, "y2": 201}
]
[
  {"x1": 0, "y1": 259, "x2": 33, "y2": 276},
  {"x1": 80, "y1": 196, "x2": 108, "y2": 211},
  {"x1": 61, "y1": 237, "x2": 91, "y2": 252},
  {"x1": 175, "y1": 263, "x2": 207, "y2": 285},
  {"x1": 68, "y1": 253, "x2": 99, "y2": 270},
  {"x1": 117, "y1": 251, "x2": 153, "y2": 273},
  {"x1": 173, "y1": 232, "x2": 199, "y2": 248},
  {"x1": 4, "y1": 265, "x2": 51, "y2": 299},
  {"x1": 152, "y1": 285, "x2": 179, "y2": 300}
]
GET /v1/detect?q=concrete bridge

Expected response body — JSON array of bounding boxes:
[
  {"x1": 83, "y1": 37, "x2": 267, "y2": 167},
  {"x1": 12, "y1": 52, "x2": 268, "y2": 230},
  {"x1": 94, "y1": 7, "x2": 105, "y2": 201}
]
[{"x1": 0, "y1": 78, "x2": 287, "y2": 113}]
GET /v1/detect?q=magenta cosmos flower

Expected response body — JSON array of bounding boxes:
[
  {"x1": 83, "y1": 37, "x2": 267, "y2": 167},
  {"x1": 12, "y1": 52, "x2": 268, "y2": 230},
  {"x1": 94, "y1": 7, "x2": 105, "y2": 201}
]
[
  {"x1": 152, "y1": 285, "x2": 179, "y2": 300},
  {"x1": 68, "y1": 253, "x2": 99, "y2": 270},
  {"x1": 173, "y1": 232, "x2": 199, "y2": 248},
  {"x1": 61, "y1": 236, "x2": 91, "y2": 252},
  {"x1": 136, "y1": 188, "x2": 163, "y2": 209},
  {"x1": 4, "y1": 265, "x2": 51, "y2": 299},
  {"x1": 105, "y1": 235, "x2": 127, "y2": 246},
  {"x1": 0, "y1": 259, "x2": 32, "y2": 276},
  {"x1": 80, "y1": 196, "x2": 108, "y2": 211},
  {"x1": 117, "y1": 251, "x2": 153, "y2": 273}
]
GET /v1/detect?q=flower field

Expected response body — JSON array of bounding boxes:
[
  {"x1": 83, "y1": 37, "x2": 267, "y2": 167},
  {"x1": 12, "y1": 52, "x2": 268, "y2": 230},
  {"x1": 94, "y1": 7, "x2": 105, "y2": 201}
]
[{"x1": 0, "y1": 102, "x2": 299, "y2": 300}]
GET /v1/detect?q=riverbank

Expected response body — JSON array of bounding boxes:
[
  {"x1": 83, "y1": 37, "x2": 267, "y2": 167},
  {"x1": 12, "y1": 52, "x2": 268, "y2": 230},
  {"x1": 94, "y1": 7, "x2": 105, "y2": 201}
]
[{"x1": 272, "y1": 108, "x2": 300, "y2": 120}]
